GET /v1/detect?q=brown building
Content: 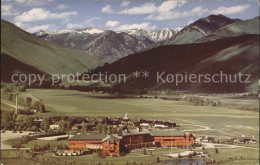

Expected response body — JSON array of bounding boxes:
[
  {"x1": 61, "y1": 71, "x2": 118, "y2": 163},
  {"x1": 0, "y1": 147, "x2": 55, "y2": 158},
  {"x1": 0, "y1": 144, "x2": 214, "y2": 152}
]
[
  {"x1": 151, "y1": 131, "x2": 195, "y2": 147},
  {"x1": 68, "y1": 134, "x2": 106, "y2": 150},
  {"x1": 121, "y1": 128, "x2": 153, "y2": 145},
  {"x1": 68, "y1": 129, "x2": 195, "y2": 156},
  {"x1": 102, "y1": 134, "x2": 122, "y2": 156}
]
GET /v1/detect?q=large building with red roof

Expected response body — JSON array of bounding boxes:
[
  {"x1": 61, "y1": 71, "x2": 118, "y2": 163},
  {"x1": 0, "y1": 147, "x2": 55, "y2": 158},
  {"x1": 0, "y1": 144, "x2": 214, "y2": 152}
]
[{"x1": 68, "y1": 128, "x2": 195, "y2": 156}]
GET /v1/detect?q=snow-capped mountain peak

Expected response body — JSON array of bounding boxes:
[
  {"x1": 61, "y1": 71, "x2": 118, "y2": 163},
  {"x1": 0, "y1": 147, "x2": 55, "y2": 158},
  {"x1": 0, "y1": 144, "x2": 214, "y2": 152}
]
[
  {"x1": 117, "y1": 27, "x2": 182, "y2": 42},
  {"x1": 76, "y1": 28, "x2": 104, "y2": 34}
]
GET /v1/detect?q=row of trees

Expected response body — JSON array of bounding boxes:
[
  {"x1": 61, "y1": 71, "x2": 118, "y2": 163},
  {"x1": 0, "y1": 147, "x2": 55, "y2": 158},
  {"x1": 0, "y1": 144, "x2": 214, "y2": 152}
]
[
  {"x1": 2, "y1": 84, "x2": 46, "y2": 113},
  {"x1": 96, "y1": 123, "x2": 117, "y2": 134},
  {"x1": 1, "y1": 111, "x2": 39, "y2": 131}
]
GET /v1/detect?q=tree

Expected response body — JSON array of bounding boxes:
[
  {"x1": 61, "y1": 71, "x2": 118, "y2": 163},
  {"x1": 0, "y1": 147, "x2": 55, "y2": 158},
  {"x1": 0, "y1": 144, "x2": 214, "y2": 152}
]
[
  {"x1": 81, "y1": 123, "x2": 89, "y2": 134},
  {"x1": 32, "y1": 101, "x2": 46, "y2": 113},
  {"x1": 188, "y1": 153, "x2": 193, "y2": 159},
  {"x1": 96, "y1": 123, "x2": 102, "y2": 134},
  {"x1": 102, "y1": 124, "x2": 108, "y2": 134},
  {"x1": 156, "y1": 156, "x2": 160, "y2": 163},
  {"x1": 1, "y1": 111, "x2": 17, "y2": 130},
  {"x1": 39, "y1": 102, "x2": 46, "y2": 113},
  {"x1": 143, "y1": 148, "x2": 146, "y2": 155},
  {"x1": 107, "y1": 125, "x2": 112, "y2": 134},
  {"x1": 42, "y1": 118, "x2": 50, "y2": 132},
  {"x1": 25, "y1": 117, "x2": 34, "y2": 130},
  {"x1": 58, "y1": 121, "x2": 70, "y2": 133},
  {"x1": 25, "y1": 97, "x2": 32, "y2": 107},
  {"x1": 215, "y1": 147, "x2": 219, "y2": 154},
  {"x1": 31, "y1": 126, "x2": 39, "y2": 132}
]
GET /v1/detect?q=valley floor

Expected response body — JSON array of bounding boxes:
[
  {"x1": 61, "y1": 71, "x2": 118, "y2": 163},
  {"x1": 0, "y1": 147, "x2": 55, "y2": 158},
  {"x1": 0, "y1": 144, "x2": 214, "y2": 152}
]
[{"x1": 1, "y1": 89, "x2": 259, "y2": 164}]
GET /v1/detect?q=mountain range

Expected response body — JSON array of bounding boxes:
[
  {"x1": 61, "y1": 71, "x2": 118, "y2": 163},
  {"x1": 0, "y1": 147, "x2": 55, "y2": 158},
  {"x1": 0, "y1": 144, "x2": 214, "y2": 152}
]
[
  {"x1": 35, "y1": 27, "x2": 183, "y2": 63},
  {"x1": 1, "y1": 14, "x2": 259, "y2": 92},
  {"x1": 92, "y1": 17, "x2": 259, "y2": 93},
  {"x1": 35, "y1": 14, "x2": 239, "y2": 63}
]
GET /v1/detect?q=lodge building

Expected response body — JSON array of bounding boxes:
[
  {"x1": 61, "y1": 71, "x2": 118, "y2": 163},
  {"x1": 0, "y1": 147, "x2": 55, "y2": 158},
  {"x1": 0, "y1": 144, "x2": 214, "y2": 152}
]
[{"x1": 68, "y1": 128, "x2": 195, "y2": 156}]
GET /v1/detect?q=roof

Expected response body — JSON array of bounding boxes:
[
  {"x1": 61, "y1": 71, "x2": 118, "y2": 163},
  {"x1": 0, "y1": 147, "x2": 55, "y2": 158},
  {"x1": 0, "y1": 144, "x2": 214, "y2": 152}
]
[
  {"x1": 69, "y1": 134, "x2": 107, "y2": 141},
  {"x1": 102, "y1": 134, "x2": 122, "y2": 143},
  {"x1": 122, "y1": 129, "x2": 150, "y2": 136},
  {"x1": 150, "y1": 131, "x2": 186, "y2": 137}
]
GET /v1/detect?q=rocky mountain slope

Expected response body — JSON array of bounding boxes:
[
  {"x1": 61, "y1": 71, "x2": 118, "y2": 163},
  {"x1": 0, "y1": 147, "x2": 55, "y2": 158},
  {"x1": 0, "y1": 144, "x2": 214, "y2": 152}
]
[
  {"x1": 119, "y1": 27, "x2": 182, "y2": 42},
  {"x1": 36, "y1": 29, "x2": 154, "y2": 63},
  {"x1": 196, "y1": 16, "x2": 259, "y2": 43},
  {"x1": 164, "y1": 14, "x2": 238, "y2": 45}
]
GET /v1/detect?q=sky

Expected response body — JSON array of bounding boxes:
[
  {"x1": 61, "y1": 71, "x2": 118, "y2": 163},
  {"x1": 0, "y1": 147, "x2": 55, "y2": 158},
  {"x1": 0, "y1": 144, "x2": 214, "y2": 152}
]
[{"x1": 1, "y1": 0, "x2": 259, "y2": 33}]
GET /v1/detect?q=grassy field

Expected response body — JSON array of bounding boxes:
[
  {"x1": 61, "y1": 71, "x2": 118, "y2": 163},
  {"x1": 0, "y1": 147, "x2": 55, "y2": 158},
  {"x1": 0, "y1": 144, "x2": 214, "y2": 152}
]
[
  {"x1": 2, "y1": 88, "x2": 258, "y2": 164},
  {"x1": 26, "y1": 89, "x2": 259, "y2": 140},
  {"x1": 1, "y1": 147, "x2": 258, "y2": 165}
]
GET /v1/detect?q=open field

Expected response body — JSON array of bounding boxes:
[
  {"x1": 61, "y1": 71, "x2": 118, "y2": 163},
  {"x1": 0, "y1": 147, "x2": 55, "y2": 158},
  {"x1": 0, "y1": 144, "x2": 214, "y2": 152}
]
[
  {"x1": 1, "y1": 88, "x2": 259, "y2": 164},
  {"x1": 1, "y1": 146, "x2": 258, "y2": 165},
  {"x1": 26, "y1": 89, "x2": 259, "y2": 140}
]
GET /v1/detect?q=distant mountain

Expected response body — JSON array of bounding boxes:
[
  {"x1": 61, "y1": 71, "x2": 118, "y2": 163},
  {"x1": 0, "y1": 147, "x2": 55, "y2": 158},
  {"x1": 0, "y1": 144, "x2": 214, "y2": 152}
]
[
  {"x1": 1, "y1": 19, "x2": 103, "y2": 82},
  {"x1": 164, "y1": 14, "x2": 238, "y2": 45},
  {"x1": 36, "y1": 29, "x2": 154, "y2": 63},
  {"x1": 196, "y1": 17, "x2": 260, "y2": 43},
  {"x1": 93, "y1": 34, "x2": 259, "y2": 93},
  {"x1": 119, "y1": 27, "x2": 182, "y2": 42},
  {"x1": 83, "y1": 31, "x2": 154, "y2": 63}
]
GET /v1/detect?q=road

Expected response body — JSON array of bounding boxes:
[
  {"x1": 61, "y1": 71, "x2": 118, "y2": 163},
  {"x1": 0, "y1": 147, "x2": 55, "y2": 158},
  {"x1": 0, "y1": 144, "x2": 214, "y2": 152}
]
[
  {"x1": 1, "y1": 99, "x2": 26, "y2": 110},
  {"x1": 1, "y1": 131, "x2": 32, "y2": 150},
  {"x1": 201, "y1": 142, "x2": 258, "y2": 150}
]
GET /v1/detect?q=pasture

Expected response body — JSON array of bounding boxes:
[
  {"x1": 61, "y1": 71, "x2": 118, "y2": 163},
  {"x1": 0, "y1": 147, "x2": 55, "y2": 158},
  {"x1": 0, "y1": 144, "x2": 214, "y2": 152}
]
[{"x1": 26, "y1": 89, "x2": 259, "y2": 140}]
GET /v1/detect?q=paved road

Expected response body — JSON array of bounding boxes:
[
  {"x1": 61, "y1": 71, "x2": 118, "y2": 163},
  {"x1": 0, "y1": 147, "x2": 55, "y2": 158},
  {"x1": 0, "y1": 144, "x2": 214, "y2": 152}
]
[{"x1": 201, "y1": 142, "x2": 258, "y2": 150}]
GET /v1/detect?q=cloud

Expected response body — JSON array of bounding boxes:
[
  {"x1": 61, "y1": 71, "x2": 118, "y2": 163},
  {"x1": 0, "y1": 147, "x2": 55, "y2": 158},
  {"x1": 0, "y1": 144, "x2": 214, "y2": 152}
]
[
  {"x1": 56, "y1": 4, "x2": 68, "y2": 10},
  {"x1": 158, "y1": 1, "x2": 185, "y2": 13},
  {"x1": 146, "y1": 5, "x2": 208, "y2": 21},
  {"x1": 101, "y1": 5, "x2": 114, "y2": 14},
  {"x1": 119, "y1": 3, "x2": 157, "y2": 15},
  {"x1": 211, "y1": 4, "x2": 251, "y2": 15},
  {"x1": 120, "y1": 1, "x2": 130, "y2": 7},
  {"x1": 66, "y1": 17, "x2": 101, "y2": 29},
  {"x1": 14, "y1": 21, "x2": 57, "y2": 33},
  {"x1": 26, "y1": 24, "x2": 58, "y2": 33},
  {"x1": 14, "y1": 8, "x2": 77, "y2": 23},
  {"x1": 2, "y1": 0, "x2": 53, "y2": 6},
  {"x1": 191, "y1": 6, "x2": 208, "y2": 16},
  {"x1": 187, "y1": 19, "x2": 195, "y2": 25},
  {"x1": 105, "y1": 21, "x2": 120, "y2": 28},
  {"x1": 1, "y1": 4, "x2": 20, "y2": 16},
  {"x1": 115, "y1": 22, "x2": 156, "y2": 31},
  {"x1": 117, "y1": 1, "x2": 186, "y2": 15}
]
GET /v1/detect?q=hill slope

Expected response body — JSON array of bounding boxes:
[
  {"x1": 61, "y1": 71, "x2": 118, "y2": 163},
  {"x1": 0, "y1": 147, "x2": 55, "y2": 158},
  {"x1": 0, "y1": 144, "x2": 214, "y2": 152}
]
[
  {"x1": 1, "y1": 19, "x2": 103, "y2": 81},
  {"x1": 164, "y1": 14, "x2": 237, "y2": 45},
  {"x1": 196, "y1": 17, "x2": 260, "y2": 43},
  {"x1": 93, "y1": 35, "x2": 259, "y2": 93}
]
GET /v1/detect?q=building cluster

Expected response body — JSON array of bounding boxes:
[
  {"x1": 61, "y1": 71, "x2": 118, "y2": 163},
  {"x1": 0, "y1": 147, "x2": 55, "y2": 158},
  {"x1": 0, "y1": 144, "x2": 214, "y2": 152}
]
[
  {"x1": 232, "y1": 136, "x2": 257, "y2": 144},
  {"x1": 35, "y1": 113, "x2": 177, "y2": 131},
  {"x1": 68, "y1": 128, "x2": 195, "y2": 156}
]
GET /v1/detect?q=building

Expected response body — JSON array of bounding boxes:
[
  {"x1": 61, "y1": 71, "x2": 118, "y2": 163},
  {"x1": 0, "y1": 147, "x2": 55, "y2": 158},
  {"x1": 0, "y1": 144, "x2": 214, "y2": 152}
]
[
  {"x1": 121, "y1": 128, "x2": 153, "y2": 146},
  {"x1": 68, "y1": 129, "x2": 195, "y2": 156},
  {"x1": 232, "y1": 136, "x2": 257, "y2": 144},
  {"x1": 102, "y1": 134, "x2": 122, "y2": 156},
  {"x1": 151, "y1": 131, "x2": 195, "y2": 147},
  {"x1": 50, "y1": 124, "x2": 60, "y2": 130},
  {"x1": 68, "y1": 134, "x2": 107, "y2": 150}
]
